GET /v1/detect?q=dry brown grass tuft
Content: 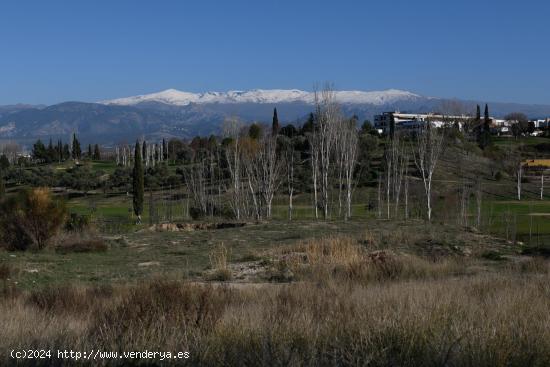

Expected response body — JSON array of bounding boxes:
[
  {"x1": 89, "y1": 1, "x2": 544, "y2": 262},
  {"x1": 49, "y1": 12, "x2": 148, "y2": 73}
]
[
  {"x1": 207, "y1": 243, "x2": 232, "y2": 281},
  {"x1": 272, "y1": 236, "x2": 465, "y2": 283}
]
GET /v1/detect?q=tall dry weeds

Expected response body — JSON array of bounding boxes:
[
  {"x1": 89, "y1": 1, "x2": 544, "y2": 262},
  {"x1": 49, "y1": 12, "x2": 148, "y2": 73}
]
[{"x1": 1, "y1": 273, "x2": 549, "y2": 366}]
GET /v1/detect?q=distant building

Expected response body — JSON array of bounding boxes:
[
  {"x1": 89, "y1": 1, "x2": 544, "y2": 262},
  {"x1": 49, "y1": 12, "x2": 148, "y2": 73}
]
[{"x1": 373, "y1": 111, "x2": 474, "y2": 134}]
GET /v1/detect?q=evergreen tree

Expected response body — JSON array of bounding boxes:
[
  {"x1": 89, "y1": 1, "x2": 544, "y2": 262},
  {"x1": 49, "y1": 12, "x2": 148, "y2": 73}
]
[
  {"x1": 57, "y1": 140, "x2": 63, "y2": 162},
  {"x1": 72, "y1": 133, "x2": 81, "y2": 160},
  {"x1": 0, "y1": 155, "x2": 9, "y2": 170},
  {"x1": 132, "y1": 140, "x2": 144, "y2": 223},
  {"x1": 480, "y1": 104, "x2": 492, "y2": 149},
  {"x1": 47, "y1": 138, "x2": 55, "y2": 163},
  {"x1": 272, "y1": 108, "x2": 280, "y2": 135},
  {"x1": 63, "y1": 144, "x2": 70, "y2": 160},
  {"x1": 248, "y1": 123, "x2": 262, "y2": 140},
  {"x1": 142, "y1": 140, "x2": 147, "y2": 161},
  {"x1": 162, "y1": 139, "x2": 168, "y2": 160},
  {"x1": 93, "y1": 144, "x2": 101, "y2": 160},
  {"x1": 32, "y1": 140, "x2": 47, "y2": 162},
  {"x1": 301, "y1": 113, "x2": 315, "y2": 134},
  {"x1": 88, "y1": 144, "x2": 93, "y2": 159},
  {"x1": 0, "y1": 169, "x2": 5, "y2": 200},
  {"x1": 474, "y1": 104, "x2": 484, "y2": 149}
]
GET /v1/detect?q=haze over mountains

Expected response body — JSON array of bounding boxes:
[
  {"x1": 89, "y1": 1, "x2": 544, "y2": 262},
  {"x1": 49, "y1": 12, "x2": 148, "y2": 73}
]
[{"x1": 2, "y1": 88, "x2": 550, "y2": 146}]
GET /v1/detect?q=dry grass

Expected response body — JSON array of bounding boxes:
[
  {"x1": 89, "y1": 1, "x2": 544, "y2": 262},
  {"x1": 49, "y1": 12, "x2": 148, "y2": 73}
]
[
  {"x1": 54, "y1": 231, "x2": 108, "y2": 254},
  {"x1": 271, "y1": 236, "x2": 466, "y2": 283},
  {"x1": 0, "y1": 272, "x2": 549, "y2": 366},
  {"x1": 1, "y1": 232, "x2": 548, "y2": 366},
  {"x1": 206, "y1": 243, "x2": 232, "y2": 281}
]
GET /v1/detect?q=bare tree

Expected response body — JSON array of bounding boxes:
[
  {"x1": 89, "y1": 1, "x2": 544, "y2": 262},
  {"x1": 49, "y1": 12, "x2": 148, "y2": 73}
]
[
  {"x1": 309, "y1": 132, "x2": 320, "y2": 219},
  {"x1": 383, "y1": 132, "x2": 407, "y2": 219},
  {"x1": 516, "y1": 162, "x2": 523, "y2": 201},
  {"x1": 475, "y1": 179, "x2": 482, "y2": 229},
  {"x1": 242, "y1": 132, "x2": 283, "y2": 219},
  {"x1": 222, "y1": 117, "x2": 244, "y2": 220},
  {"x1": 541, "y1": 172, "x2": 545, "y2": 200},
  {"x1": 311, "y1": 85, "x2": 339, "y2": 219},
  {"x1": 282, "y1": 137, "x2": 297, "y2": 220},
  {"x1": 0, "y1": 141, "x2": 21, "y2": 163},
  {"x1": 183, "y1": 159, "x2": 208, "y2": 217},
  {"x1": 411, "y1": 123, "x2": 444, "y2": 221},
  {"x1": 341, "y1": 118, "x2": 359, "y2": 220}
]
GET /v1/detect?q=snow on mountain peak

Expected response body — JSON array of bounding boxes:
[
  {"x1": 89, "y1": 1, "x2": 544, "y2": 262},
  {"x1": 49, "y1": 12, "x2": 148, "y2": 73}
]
[{"x1": 102, "y1": 88, "x2": 422, "y2": 106}]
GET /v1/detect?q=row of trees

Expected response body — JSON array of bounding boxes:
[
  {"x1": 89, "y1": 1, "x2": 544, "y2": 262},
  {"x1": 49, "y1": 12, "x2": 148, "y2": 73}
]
[
  {"x1": 126, "y1": 87, "x2": 444, "y2": 223},
  {"x1": 31, "y1": 134, "x2": 100, "y2": 163}
]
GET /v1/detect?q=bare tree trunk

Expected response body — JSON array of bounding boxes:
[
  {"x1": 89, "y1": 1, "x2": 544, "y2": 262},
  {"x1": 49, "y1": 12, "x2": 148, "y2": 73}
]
[
  {"x1": 223, "y1": 118, "x2": 244, "y2": 220},
  {"x1": 476, "y1": 180, "x2": 482, "y2": 229},
  {"x1": 377, "y1": 175, "x2": 382, "y2": 219},
  {"x1": 286, "y1": 143, "x2": 295, "y2": 221},
  {"x1": 541, "y1": 173, "x2": 544, "y2": 200},
  {"x1": 404, "y1": 163, "x2": 409, "y2": 220},
  {"x1": 412, "y1": 123, "x2": 444, "y2": 222},
  {"x1": 517, "y1": 162, "x2": 522, "y2": 201},
  {"x1": 310, "y1": 137, "x2": 319, "y2": 220}
]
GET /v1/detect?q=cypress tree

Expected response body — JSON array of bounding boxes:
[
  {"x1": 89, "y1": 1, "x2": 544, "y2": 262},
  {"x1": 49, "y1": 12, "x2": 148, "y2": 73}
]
[
  {"x1": 475, "y1": 105, "x2": 483, "y2": 148},
  {"x1": 481, "y1": 104, "x2": 492, "y2": 149},
  {"x1": 72, "y1": 133, "x2": 81, "y2": 160},
  {"x1": 132, "y1": 140, "x2": 144, "y2": 223},
  {"x1": 63, "y1": 144, "x2": 70, "y2": 160},
  {"x1": 94, "y1": 144, "x2": 101, "y2": 160},
  {"x1": 47, "y1": 138, "x2": 55, "y2": 163},
  {"x1": 57, "y1": 140, "x2": 63, "y2": 162},
  {"x1": 88, "y1": 144, "x2": 92, "y2": 159},
  {"x1": 142, "y1": 140, "x2": 147, "y2": 161},
  {"x1": 272, "y1": 108, "x2": 280, "y2": 135},
  {"x1": 0, "y1": 169, "x2": 5, "y2": 200}
]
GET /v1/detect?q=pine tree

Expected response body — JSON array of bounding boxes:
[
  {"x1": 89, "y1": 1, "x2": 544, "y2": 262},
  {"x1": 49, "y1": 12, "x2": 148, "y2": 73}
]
[
  {"x1": 132, "y1": 140, "x2": 144, "y2": 223},
  {"x1": 162, "y1": 139, "x2": 167, "y2": 160},
  {"x1": 88, "y1": 144, "x2": 92, "y2": 159},
  {"x1": 94, "y1": 144, "x2": 101, "y2": 160},
  {"x1": 272, "y1": 108, "x2": 280, "y2": 135}
]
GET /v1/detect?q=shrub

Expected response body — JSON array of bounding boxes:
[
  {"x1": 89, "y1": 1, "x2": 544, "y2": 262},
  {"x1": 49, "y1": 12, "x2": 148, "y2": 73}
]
[
  {"x1": 0, "y1": 188, "x2": 66, "y2": 250},
  {"x1": 64, "y1": 212, "x2": 91, "y2": 232},
  {"x1": 481, "y1": 250, "x2": 505, "y2": 261},
  {"x1": 55, "y1": 237, "x2": 107, "y2": 254}
]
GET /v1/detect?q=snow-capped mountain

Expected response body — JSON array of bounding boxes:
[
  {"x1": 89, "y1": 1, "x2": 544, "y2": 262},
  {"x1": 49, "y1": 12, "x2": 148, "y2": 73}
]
[
  {"x1": 102, "y1": 88, "x2": 423, "y2": 106},
  {"x1": 4, "y1": 88, "x2": 550, "y2": 146}
]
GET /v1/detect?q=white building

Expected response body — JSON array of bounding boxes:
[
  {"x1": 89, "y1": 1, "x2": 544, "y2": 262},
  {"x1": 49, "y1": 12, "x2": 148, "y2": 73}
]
[{"x1": 374, "y1": 111, "x2": 473, "y2": 134}]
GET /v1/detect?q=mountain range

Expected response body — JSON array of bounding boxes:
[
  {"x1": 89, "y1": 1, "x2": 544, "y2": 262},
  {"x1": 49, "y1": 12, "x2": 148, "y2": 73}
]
[{"x1": 1, "y1": 88, "x2": 550, "y2": 147}]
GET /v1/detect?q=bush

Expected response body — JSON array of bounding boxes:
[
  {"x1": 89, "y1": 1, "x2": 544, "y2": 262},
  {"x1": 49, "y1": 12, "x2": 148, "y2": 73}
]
[
  {"x1": 64, "y1": 212, "x2": 91, "y2": 232},
  {"x1": 55, "y1": 237, "x2": 107, "y2": 254},
  {"x1": 0, "y1": 188, "x2": 66, "y2": 250}
]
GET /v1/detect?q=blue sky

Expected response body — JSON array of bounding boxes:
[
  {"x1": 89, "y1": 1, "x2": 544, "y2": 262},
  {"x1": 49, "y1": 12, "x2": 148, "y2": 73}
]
[{"x1": 0, "y1": 0, "x2": 548, "y2": 105}]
